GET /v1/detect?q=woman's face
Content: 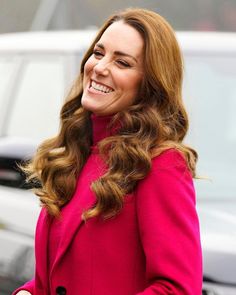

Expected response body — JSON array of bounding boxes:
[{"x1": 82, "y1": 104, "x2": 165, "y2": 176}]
[{"x1": 81, "y1": 21, "x2": 144, "y2": 116}]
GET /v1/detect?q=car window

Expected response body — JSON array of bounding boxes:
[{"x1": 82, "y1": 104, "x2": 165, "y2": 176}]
[
  {"x1": 0, "y1": 56, "x2": 18, "y2": 127},
  {"x1": 0, "y1": 57, "x2": 15, "y2": 101},
  {"x1": 6, "y1": 54, "x2": 68, "y2": 142},
  {"x1": 183, "y1": 54, "x2": 236, "y2": 199}
]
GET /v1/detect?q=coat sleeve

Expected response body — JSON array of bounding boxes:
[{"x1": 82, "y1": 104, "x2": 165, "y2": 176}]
[
  {"x1": 12, "y1": 278, "x2": 35, "y2": 295},
  {"x1": 135, "y1": 149, "x2": 202, "y2": 295}
]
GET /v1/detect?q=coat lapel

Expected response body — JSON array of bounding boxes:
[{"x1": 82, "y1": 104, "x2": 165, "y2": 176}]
[
  {"x1": 51, "y1": 153, "x2": 105, "y2": 270},
  {"x1": 50, "y1": 172, "x2": 97, "y2": 276},
  {"x1": 35, "y1": 191, "x2": 95, "y2": 287},
  {"x1": 36, "y1": 153, "x2": 105, "y2": 281}
]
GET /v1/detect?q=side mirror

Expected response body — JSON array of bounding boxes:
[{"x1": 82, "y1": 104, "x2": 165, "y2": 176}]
[
  {"x1": 0, "y1": 155, "x2": 29, "y2": 188},
  {"x1": 0, "y1": 137, "x2": 38, "y2": 189}
]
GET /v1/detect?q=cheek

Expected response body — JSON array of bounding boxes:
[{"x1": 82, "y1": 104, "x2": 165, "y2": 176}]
[
  {"x1": 121, "y1": 74, "x2": 142, "y2": 97},
  {"x1": 84, "y1": 58, "x2": 94, "y2": 79},
  {"x1": 119, "y1": 71, "x2": 142, "y2": 89},
  {"x1": 118, "y1": 76, "x2": 142, "y2": 107}
]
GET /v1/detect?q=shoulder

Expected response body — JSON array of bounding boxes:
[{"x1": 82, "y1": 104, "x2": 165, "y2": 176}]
[
  {"x1": 151, "y1": 148, "x2": 188, "y2": 171},
  {"x1": 136, "y1": 148, "x2": 193, "y2": 192},
  {"x1": 136, "y1": 148, "x2": 196, "y2": 205}
]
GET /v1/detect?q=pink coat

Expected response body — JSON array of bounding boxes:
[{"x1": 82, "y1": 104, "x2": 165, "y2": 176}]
[{"x1": 13, "y1": 148, "x2": 202, "y2": 295}]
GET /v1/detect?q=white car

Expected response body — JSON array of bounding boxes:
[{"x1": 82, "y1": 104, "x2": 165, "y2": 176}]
[{"x1": 0, "y1": 30, "x2": 236, "y2": 295}]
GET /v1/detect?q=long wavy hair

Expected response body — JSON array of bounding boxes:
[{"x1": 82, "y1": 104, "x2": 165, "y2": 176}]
[{"x1": 24, "y1": 8, "x2": 198, "y2": 219}]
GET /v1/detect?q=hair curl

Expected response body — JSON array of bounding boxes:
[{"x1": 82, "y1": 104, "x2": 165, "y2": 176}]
[{"x1": 23, "y1": 8, "x2": 198, "y2": 219}]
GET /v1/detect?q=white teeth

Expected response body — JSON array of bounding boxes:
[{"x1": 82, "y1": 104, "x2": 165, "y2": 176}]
[{"x1": 91, "y1": 81, "x2": 113, "y2": 93}]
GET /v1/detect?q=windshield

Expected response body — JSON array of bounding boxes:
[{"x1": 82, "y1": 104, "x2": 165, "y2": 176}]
[
  {"x1": 0, "y1": 54, "x2": 69, "y2": 142},
  {"x1": 0, "y1": 56, "x2": 18, "y2": 128},
  {"x1": 183, "y1": 54, "x2": 236, "y2": 200}
]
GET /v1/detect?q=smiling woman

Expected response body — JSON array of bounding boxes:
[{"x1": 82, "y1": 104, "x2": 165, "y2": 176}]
[
  {"x1": 81, "y1": 21, "x2": 144, "y2": 116},
  {"x1": 13, "y1": 7, "x2": 202, "y2": 295}
]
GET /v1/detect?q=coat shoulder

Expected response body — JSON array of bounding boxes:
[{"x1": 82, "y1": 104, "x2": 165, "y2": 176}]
[{"x1": 151, "y1": 148, "x2": 187, "y2": 170}]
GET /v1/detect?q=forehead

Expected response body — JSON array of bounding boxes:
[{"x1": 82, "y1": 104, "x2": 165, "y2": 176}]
[{"x1": 97, "y1": 21, "x2": 144, "y2": 57}]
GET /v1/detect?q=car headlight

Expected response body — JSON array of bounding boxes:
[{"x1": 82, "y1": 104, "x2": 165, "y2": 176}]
[{"x1": 203, "y1": 282, "x2": 236, "y2": 295}]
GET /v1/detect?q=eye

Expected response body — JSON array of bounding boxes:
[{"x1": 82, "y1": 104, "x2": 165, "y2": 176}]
[
  {"x1": 116, "y1": 60, "x2": 131, "y2": 68},
  {"x1": 93, "y1": 50, "x2": 103, "y2": 58}
]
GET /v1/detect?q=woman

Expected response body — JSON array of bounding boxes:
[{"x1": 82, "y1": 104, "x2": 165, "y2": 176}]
[{"x1": 14, "y1": 7, "x2": 202, "y2": 295}]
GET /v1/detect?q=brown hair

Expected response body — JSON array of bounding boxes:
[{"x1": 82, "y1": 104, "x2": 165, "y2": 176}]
[{"x1": 24, "y1": 8, "x2": 197, "y2": 219}]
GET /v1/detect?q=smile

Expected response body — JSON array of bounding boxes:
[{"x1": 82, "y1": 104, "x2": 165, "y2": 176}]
[{"x1": 89, "y1": 80, "x2": 114, "y2": 94}]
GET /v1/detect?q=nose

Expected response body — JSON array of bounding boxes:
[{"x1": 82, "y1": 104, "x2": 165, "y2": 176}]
[{"x1": 93, "y1": 59, "x2": 110, "y2": 76}]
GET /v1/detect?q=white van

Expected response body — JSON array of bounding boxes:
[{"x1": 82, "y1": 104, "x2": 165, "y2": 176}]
[{"x1": 0, "y1": 30, "x2": 236, "y2": 295}]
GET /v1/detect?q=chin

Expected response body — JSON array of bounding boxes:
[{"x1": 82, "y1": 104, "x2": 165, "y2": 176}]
[{"x1": 81, "y1": 101, "x2": 100, "y2": 114}]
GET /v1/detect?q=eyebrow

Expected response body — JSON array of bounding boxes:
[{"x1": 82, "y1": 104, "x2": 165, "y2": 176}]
[{"x1": 95, "y1": 43, "x2": 138, "y2": 63}]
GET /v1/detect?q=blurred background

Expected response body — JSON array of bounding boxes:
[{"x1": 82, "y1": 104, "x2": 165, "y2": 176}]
[
  {"x1": 1, "y1": 1, "x2": 236, "y2": 295},
  {"x1": 1, "y1": 0, "x2": 236, "y2": 33}
]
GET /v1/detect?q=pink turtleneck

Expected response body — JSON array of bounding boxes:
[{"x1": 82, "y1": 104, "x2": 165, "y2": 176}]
[{"x1": 91, "y1": 113, "x2": 114, "y2": 145}]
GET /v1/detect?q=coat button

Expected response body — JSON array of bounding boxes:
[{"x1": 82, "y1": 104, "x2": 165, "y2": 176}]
[{"x1": 56, "y1": 286, "x2": 67, "y2": 295}]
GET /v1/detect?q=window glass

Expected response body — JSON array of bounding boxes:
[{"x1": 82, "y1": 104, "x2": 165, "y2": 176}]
[
  {"x1": 7, "y1": 55, "x2": 67, "y2": 142},
  {"x1": 183, "y1": 55, "x2": 236, "y2": 199},
  {"x1": 0, "y1": 56, "x2": 17, "y2": 125}
]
